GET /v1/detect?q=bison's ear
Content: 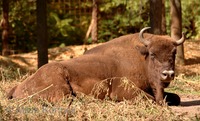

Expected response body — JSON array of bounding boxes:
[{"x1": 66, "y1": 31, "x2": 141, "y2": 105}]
[{"x1": 135, "y1": 46, "x2": 148, "y2": 55}]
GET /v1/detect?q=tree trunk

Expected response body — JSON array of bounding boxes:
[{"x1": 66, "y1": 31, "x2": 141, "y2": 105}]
[
  {"x1": 150, "y1": 0, "x2": 162, "y2": 35},
  {"x1": 84, "y1": 18, "x2": 94, "y2": 44},
  {"x1": 36, "y1": 0, "x2": 48, "y2": 68},
  {"x1": 1, "y1": 0, "x2": 10, "y2": 56},
  {"x1": 161, "y1": 0, "x2": 166, "y2": 34},
  {"x1": 170, "y1": 0, "x2": 185, "y2": 65},
  {"x1": 91, "y1": 0, "x2": 98, "y2": 43}
]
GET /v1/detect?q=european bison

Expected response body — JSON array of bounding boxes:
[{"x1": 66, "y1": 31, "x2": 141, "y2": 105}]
[{"x1": 7, "y1": 27, "x2": 185, "y2": 105}]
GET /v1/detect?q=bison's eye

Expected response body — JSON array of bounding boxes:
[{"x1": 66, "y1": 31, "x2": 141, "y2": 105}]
[{"x1": 149, "y1": 52, "x2": 156, "y2": 59}]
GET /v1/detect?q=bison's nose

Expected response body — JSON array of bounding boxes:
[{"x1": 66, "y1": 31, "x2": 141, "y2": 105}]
[{"x1": 161, "y1": 70, "x2": 175, "y2": 80}]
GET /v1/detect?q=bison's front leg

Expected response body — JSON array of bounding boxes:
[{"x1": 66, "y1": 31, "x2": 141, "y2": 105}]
[
  {"x1": 150, "y1": 79, "x2": 165, "y2": 105},
  {"x1": 152, "y1": 86, "x2": 164, "y2": 105},
  {"x1": 152, "y1": 84, "x2": 180, "y2": 106}
]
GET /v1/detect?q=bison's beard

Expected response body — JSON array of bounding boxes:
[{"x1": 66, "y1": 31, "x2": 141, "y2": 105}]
[{"x1": 162, "y1": 82, "x2": 170, "y2": 88}]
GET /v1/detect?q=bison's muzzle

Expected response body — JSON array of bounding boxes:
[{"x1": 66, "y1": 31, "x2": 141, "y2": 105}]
[{"x1": 161, "y1": 70, "x2": 175, "y2": 81}]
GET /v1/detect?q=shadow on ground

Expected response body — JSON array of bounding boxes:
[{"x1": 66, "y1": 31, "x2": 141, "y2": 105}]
[
  {"x1": 185, "y1": 57, "x2": 200, "y2": 65},
  {"x1": 181, "y1": 100, "x2": 200, "y2": 106}
]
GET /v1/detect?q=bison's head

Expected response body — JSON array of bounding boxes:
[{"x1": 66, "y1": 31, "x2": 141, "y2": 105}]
[{"x1": 138, "y1": 27, "x2": 185, "y2": 87}]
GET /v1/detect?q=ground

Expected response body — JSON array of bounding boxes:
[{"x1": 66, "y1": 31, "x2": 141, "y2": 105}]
[
  {"x1": 0, "y1": 39, "x2": 200, "y2": 120},
  {"x1": 172, "y1": 40, "x2": 200, "y2": 118}
]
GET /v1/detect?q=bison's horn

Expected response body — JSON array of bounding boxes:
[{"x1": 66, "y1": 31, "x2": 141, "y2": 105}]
[
  {"x1": 139, "y1": 27, "x2": 151, "y2": 46},
  {"x1": 174, "y1": 33, "x2": 185, "y2": 46}
]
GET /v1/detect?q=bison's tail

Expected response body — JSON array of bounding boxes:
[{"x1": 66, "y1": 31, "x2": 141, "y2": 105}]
[{"x1": 7, "y1": 86, "x2": 17, "y2": 99}]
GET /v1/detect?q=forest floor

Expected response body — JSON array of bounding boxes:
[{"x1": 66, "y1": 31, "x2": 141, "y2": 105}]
[
  {"x1": 171, "y1": 39, "x2": 200, "y2": 118},
  {"x1": 0, "y1": 39, "x2": 200, "y2": 120}
]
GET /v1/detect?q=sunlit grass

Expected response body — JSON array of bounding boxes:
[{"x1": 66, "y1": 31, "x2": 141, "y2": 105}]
[
  {"x1": 166, "y1": 75, "x2": 200, "y2": 96},
  {"x1": 0, "y1": 91, "x2": 184, "y2": 121}
]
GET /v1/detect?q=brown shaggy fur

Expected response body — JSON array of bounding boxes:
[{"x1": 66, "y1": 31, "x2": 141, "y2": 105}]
[{"x1": 7, "y1": 33, "x2": 182, "y2": 106}]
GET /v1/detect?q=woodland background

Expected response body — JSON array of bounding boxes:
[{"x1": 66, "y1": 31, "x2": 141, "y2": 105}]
[
  {"x1": 1, "y1": 1, "x2": 200, "y2": 120},
  {"x1": 0, "y1": 0, "x2": 199, "y2": 56},
  {"x1": 0, "y1": 0, "x2": 200, "y2": 68}
]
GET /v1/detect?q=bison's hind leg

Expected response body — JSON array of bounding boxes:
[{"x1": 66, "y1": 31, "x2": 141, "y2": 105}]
[
  {"x1": 41, "y1": 79, "x2": 76, "y2": 102},
  {"x1": 7, "y1": 86, "x2": 18, "y2": 99},
  {"x1": 164, "y1": 92, "x2": 180, "y2": 106}
]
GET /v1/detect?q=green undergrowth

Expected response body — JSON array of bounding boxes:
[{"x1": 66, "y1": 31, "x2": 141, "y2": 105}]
[{"x1": 166, "y1": 74, "x2": 200, "y2": 96}]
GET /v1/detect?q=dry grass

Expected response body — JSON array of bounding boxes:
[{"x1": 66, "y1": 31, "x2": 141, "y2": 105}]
[
  {"x1": 0, "y1": 65, "x2": 199, "y2": 121},
  {"x1": 0, "y1": 89, "x2": 182, "y2": 121}
]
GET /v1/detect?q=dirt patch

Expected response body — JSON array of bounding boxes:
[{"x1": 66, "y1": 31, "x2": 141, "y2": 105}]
[
  {"x1": 172, "y1": 40, "x2": 200, "y2": 117},
  {"x1": 5, "y1": 40, "x2": 200, "y2": 76},
  {"x1": 171, "y1": 97, "x2": 200, "y2": 118},
  {"x1": 176, "y1": 40, "x2": 200, "y2": 76},
  {"x1": 7, "y1": 43, "x2": 101, "y2": 70}
]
